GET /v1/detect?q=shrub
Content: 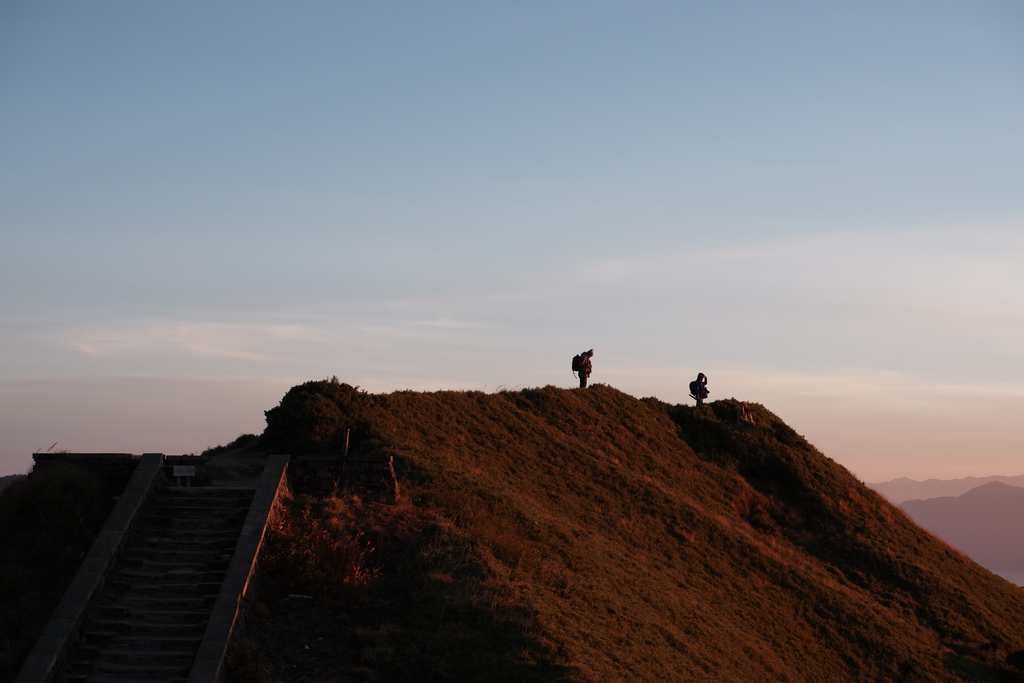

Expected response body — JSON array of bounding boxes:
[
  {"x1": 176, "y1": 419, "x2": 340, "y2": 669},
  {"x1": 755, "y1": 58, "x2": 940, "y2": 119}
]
[{"x1": 262, "y1": 378, "x2": 378, "y2": 455}]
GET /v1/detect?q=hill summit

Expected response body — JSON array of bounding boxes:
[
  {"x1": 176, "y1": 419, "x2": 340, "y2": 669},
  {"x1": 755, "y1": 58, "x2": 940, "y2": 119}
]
[{"x1": 236, "y1": 379, "x2": 1024, "y2": 682}]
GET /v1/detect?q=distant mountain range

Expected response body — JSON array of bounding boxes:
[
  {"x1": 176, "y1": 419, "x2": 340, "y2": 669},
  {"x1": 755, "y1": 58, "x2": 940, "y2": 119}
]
[
  {"x1": 869, "y1": 476, "x2": 1024, "y2": 585},
  {"x1": 868, "y1": 474, "x2": 1024, "y2": 504},
  {"x1": 893, "y1": 481, "x2": 1024, "y2": 586}
]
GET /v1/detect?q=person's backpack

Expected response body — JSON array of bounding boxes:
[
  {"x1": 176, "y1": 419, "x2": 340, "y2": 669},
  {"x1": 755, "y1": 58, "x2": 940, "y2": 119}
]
[
  {"x1": 571, "y1": 353, "x2": 583, "y2": 374},
  {"x1": 688, "y1": 380, "x2": 699, "y2": 397}
]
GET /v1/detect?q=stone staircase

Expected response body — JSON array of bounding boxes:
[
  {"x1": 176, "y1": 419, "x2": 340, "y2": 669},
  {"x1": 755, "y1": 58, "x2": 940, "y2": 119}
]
[{"x1": 61, "y1": 486, "x2": 254, "y2": 683}]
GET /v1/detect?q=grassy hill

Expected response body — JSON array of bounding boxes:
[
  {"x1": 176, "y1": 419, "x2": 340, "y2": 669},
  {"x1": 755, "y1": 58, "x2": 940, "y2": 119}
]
[{"x1": 229, "y1": 379, "x2": 1024, "y2": 682}]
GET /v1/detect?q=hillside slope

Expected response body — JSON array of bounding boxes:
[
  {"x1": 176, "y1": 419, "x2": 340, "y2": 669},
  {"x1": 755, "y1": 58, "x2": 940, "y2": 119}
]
[{"x1": 235, "y1": 380, "x2": 1024, "y2": 682}]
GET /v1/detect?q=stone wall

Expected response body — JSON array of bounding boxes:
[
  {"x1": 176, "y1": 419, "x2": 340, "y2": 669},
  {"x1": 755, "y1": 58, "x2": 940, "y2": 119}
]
[
  {"x1": 31, "y1": 453, "x2": 149, "y2": 498},
  {"x1": 31, "y1": 453, "x2": 213, "y2": 493},
  {"x1": 29, "y1": 451, "x2": 400, "y2": 503}
]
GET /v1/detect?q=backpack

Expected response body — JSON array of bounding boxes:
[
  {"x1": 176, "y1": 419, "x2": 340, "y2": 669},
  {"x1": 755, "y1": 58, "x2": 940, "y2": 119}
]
[
  {"x1": 688, "y1": 380, "x2": 699, "y2": 396},
  {"x1": 571, "y1": 354, "x2": 583, "y2": 373}
]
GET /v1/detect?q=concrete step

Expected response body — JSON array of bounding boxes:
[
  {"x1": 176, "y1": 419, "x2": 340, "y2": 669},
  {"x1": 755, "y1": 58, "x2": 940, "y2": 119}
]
[
  {"x1": 117, "y1": 559, "x2": 233, "y2": 573},
  {"x1": 131, "y1": 537, "x2": 239, "y2": 549},
  {"x1": 76, "y1": 641, "x2": 198, "y2": 659},
  {"x1": 108, "y1": 579, "x2": 223, "y2": 593},
  {"x1": 67, "y1": 676, "x2": 187, "y2": 683},
  {"x1": 69, "y1": 656, "x2": 192, "y2": 675},
  {"x1": 141, "y1": 538, "x2": 236, "y2": 549},
  {"x1": 66, "y1": 673, "x2": 188, "y2": 683},
  {"x1": 119, "y1": 549, "x2": 233, "y2": 563},
  {"x1": 59, "y1": 483, "x2": 256, "y2": 681},
  {"x1": 83, "y1": 626, "x2": 203, "y2": 643},
  {"x1": 96, "y1": 607, "x2": 209, "y2": 626},
  {"x1": 55, "y1": 479, "x2": 267, "y2": 682},
  {"x1": 151, "y1": 504, "x2": 250, "y2": 514},
  {"x1": 103, "y1": 594, "x2": 216, "y2": 609},
  {"x1": 111, "y1": 575, "x2": 223, "y2": 588},
  {"x1": 145, "y1": 520, "x2": 244, "y2": 536}
]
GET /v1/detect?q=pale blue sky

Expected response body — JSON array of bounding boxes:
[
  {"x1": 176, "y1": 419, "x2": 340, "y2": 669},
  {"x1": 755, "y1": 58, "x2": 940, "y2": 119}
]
[{"x1": 2, "y1": 1, "x2": 1022, "y2": 481}]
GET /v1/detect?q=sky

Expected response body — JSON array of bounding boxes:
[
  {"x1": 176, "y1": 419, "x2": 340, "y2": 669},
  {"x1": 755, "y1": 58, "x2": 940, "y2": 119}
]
[{"x1": 2, "y1": 1, "x2": 1022, "y2": 482}]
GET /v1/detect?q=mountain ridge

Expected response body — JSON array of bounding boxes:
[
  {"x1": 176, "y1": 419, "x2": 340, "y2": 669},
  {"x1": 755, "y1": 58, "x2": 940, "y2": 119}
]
[
  {"x1": 229, "y1": 380, "x2": 1024, "y2": 682},
  {"x1": 869, "y1": 475, "x2": 1024, "y2": 505},
  {"x1": 901, "y1": 481, "x2": 1024, "y2": 587}
]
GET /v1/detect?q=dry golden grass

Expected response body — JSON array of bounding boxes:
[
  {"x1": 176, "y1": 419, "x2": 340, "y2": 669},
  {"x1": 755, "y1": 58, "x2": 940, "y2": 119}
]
[{"x1": 236, "y1": 380, "x2": 1024, "y2": 682}]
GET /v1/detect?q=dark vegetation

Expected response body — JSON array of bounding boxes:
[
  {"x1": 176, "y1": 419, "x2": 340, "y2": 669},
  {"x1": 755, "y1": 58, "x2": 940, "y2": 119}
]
[
  {"x1": 0, "y1": 475, "x2": 24, "y2": 495},
  {"x1": 0, "y1": 465, "x2": 119, "y2": 681},
  {"x1": 203, "y1": 433, "x2": 262, "y2": 458},
  {"x1": 229, "y1": 379, "x2": 1024, "y2": 682}
]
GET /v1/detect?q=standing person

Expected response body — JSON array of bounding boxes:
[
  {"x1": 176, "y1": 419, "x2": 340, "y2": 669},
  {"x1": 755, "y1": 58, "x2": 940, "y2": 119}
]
[
  {"x1": 578, "y1": 349, "x2": 594, "y2": 388},
  {"x1": 688, "y1": 372, "x2": 709, "y2": 406}
]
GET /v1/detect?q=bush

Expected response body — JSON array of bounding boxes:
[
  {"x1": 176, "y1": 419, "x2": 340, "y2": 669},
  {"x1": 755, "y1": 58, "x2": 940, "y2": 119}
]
[{"x1": 262, "y1": 377, "x2": 378, "y2": 455}]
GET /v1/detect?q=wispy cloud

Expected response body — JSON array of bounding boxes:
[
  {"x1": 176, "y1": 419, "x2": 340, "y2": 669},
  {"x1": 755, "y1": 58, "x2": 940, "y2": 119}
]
[
  {"x1": 413, "y1": 318, "x2": 494, "y2": 329},
  {"x1": 705, "y1": 365, "x2": 1024, "y2": 408},
  {"x1": 48, "y1": 224, "x2": 1022, "y2": 394},
  {"x1": 576, "y1": 224, "x2": 1024, "y2": 303},
  {"x1": 63, "y1": 321, "x2": 314, "y2": 362},
  {"x1": 554, "y1": 225, "x2": 1023, "y2": 372}
]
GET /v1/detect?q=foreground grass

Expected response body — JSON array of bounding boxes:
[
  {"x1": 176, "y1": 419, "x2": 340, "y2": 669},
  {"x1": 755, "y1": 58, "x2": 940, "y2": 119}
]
[
  {"x1": 231, "y1": 491, "x2": 570, "y2": 682},
  {"x1": 229, "y1": 381, "x2": 1024, "y2": 682}
]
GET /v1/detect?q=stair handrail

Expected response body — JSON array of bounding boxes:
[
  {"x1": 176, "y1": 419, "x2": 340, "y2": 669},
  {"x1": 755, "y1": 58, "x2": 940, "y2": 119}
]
[{"x1": 188, "y1": 453, "x2": 290, "y2": 683}]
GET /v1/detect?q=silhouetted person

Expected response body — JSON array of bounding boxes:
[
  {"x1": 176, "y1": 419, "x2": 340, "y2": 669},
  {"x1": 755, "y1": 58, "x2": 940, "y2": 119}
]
[
  {"x1": 578, "y1": 349, "x2": 594, "y2": 388},
  {"x1": 689, "y1": 372, "x2": 709, "y2": 406}
]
